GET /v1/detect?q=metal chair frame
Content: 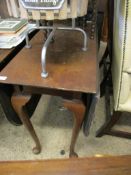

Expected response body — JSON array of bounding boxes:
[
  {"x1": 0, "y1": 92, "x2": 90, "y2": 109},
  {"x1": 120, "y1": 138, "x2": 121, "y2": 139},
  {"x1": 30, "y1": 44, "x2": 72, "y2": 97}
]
[
  {"x1": 6, "y1": 0, "x2": 89, "y2": 78},
  {"x1": 25, "y1": 19, "x2": 88, "y2": 78}
]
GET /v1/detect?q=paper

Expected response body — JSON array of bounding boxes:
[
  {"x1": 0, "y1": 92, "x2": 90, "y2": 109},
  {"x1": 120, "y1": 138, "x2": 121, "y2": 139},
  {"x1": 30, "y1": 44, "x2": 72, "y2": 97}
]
[{"x1": 0, "y1": 76, "x2": 7, "y2": 80}]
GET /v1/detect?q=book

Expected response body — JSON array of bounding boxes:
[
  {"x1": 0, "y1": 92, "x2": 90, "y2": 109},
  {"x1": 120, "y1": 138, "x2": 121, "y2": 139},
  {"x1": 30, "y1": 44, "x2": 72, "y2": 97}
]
[
  {"x1": 0, "y1": 23, "x2": 36, "y2": 49},
  {"x1": 0, "y1": 19, "x2": 28, "y2": 34},
  {"x1": 0, "y1": 26, "x2": 27, "y2": 37}
]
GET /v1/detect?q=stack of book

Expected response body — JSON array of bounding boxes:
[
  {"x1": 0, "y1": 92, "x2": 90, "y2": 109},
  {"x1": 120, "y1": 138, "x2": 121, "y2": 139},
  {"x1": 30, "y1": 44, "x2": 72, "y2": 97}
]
[{"x1": 0, "y1": 19, "x2": 35, "y2": 49}]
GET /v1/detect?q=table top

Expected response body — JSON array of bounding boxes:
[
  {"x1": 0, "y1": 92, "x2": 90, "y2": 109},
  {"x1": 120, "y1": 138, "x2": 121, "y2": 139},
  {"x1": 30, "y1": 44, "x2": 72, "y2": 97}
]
[
  {"x1": 0, "y1": 49, "x2": 13, "y2": 63},
  {"x1": 0, "y1": 156, "x2": 131, "y2": 175},
  {"x1": 0, "y1": 31, "x2": 97, "y2": 93}
]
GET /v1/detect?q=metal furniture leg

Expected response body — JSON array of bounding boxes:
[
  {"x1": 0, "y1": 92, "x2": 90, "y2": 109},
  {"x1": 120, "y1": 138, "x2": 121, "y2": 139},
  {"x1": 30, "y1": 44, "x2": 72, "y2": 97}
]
[
  {"x1": 25, "y1": 31, "x2": 32, "y2": 49},
  {"x1": 71, "y1": 18, "x2": 88, "y2": 51},
  {"x1": 74, "y1": 28, "x2": 88, "y2": 51},
  {"x1": 41, "y1": 28, "x2": 56, "y2": 78}
]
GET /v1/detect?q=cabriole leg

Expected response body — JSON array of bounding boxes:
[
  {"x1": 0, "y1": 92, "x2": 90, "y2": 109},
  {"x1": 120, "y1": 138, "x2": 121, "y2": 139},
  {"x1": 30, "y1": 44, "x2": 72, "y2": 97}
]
[
  {"x1": 63, "y1": 99, "x2": 86, "y2": 158},
  {"x1": 11, "y1": 94, "x2": 41, "y2": 154}
]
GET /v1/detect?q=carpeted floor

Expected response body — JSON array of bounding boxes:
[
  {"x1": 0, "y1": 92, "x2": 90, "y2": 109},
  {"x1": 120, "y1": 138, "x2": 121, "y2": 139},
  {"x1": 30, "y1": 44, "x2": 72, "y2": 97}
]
[
  {"x1": 0, "y1": 94, "x2": 131, "y2": 161},
  {"x1": 0, "y1": 42, "x2": 130, "y2": 161}
]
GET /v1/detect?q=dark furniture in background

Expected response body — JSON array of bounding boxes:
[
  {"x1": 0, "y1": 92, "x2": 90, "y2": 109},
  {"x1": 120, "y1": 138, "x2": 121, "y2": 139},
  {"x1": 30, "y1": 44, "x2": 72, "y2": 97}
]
[{"x1": 97, "y1": 0, "x2": 131, "y2": 139}]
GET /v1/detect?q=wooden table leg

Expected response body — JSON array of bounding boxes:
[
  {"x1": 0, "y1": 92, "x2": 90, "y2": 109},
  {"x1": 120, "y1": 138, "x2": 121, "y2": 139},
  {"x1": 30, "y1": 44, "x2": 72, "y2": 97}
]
[
  {"x1": 63, "y1": 100, "x2": 86, "y2": 158},
  {"x1": 11, "y1": 93, "x2": 41, "y2": 154}
]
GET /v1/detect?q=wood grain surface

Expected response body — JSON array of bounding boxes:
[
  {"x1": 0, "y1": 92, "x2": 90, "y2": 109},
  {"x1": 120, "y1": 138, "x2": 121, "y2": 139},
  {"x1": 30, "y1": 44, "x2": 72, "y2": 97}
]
[
  {"x1": 0, "y1": 156, "x2": 131, "y2": 175},
  {"x1": 0, "y1": 31, "x2": 97, "y2": 93},
  {"x1": 0, "y1": 49, "x2": 13, "y2": 63}
]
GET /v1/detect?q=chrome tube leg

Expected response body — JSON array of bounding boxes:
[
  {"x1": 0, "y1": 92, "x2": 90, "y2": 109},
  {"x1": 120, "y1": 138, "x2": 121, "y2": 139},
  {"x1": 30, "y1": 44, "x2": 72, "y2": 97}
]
[
  {"x1": 72, "y1": 18, "x2": 87, "y2": 51},
  {"x1": 58, "y1": 27, "x2": 88, "y2": 51},
  {"x1": 75, "y1": 28, "x2": 88, "y2": 51},
  {"x1": 25, "y1": 31, "x2": 31, "y2": 49},
  {"x1": 41, "y1": 28, "x2": 56, "y2": 78},
  {"x1": 72, "y1": 18, "x2": 76, "y2": 28},
  {"x1": 41, "y1": 47, "x2": 48, "y2": 78}
]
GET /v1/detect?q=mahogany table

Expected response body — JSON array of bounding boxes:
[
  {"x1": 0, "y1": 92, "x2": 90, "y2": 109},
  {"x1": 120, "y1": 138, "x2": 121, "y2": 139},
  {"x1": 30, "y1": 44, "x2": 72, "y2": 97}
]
[
  {"x1": 0, "y1": 30, "x2": 98, "y2": 157},
  {"x1": 0, "y1": 48, "x2": 15, "y2": 70},
  {"x1": 0, "y1": 155, "x2": 131, "y2": 175},
  {"x1": 0, "y1": 31, "x2": 39, "y2": 125}
]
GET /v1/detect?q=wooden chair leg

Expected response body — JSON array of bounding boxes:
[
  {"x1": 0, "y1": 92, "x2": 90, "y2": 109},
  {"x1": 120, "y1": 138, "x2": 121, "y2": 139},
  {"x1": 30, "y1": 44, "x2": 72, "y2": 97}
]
[
  {"x1": 96, "y1": 111, "x2": 121, "y2": 137},
  {"x1": 63, "y1": 100, "x2": 86, "y2": 158},
  {"x1": 11, "y1": 94, "x2": 41, "y2": 154},
  {"x1": 96, "y1": 111, "x2": 131, "y2": 139}
]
